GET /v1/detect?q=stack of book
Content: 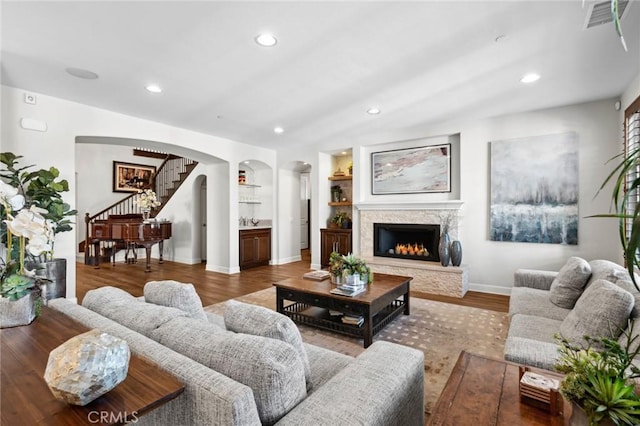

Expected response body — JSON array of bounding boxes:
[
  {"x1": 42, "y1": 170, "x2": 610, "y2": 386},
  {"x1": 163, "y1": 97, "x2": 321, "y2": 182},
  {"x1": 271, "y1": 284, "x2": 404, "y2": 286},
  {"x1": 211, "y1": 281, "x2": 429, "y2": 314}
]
[
  {"x1": 302, "y1": 270, "x2": 331, "y2": 281},
  {"x1": 330, "y1": 286, "x2": 367, "y2": 297},
  {"x1": 341, "y1": 314, "x2": 364, "y2": 327}
]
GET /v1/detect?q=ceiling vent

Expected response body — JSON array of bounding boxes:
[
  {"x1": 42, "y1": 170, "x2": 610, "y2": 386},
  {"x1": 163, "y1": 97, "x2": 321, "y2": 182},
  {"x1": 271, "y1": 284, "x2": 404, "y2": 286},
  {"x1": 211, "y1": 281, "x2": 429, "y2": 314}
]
[{"x1": 584, "y1": 0, "x2": 630, "y2": 29}]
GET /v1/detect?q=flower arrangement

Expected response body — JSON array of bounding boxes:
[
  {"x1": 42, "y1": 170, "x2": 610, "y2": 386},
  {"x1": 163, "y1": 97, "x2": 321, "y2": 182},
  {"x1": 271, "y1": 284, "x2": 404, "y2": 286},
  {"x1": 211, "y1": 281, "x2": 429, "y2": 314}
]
[
  {"x1": 136, "y1": 189, "x2": 161, "y2": 211},
  {"x1": 0, "y1": 152, "x2": 74, "y2": 312},
  {"x1": 554, "y1": 322, "x2": 640, "y2": 425},
  {"x1": 0, "y1": 152, "x2": 76, "y2": 262},
  {"x1": 438, "y1": 210, "x2": 456, "y2": 235}
]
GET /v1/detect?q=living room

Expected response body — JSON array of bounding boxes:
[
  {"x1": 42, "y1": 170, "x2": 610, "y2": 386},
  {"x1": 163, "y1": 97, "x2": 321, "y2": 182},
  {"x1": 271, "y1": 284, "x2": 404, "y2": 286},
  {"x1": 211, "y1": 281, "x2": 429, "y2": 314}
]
[{"x1": 1, "y1": 1, "x2": 640, "y2": 424}]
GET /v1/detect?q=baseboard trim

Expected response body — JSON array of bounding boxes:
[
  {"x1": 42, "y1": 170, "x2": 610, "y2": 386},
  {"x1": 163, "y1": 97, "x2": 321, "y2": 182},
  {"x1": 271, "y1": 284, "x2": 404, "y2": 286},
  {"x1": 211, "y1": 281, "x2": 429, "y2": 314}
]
[
  {"x1": 273, "y1": 255, "x2": 302, "y2": 265},
  {"x1": 206, "y1": 264, "x2": 240, "y2": 274},
  {"x1": 468, "y1": 282, "x2": 512, "y2": 296}
]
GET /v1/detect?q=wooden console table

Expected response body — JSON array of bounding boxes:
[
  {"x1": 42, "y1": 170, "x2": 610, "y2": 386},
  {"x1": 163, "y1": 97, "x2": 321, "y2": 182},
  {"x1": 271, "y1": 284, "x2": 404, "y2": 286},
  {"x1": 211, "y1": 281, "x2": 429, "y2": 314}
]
[
  {"x1": 428, "y1": 351, "x2": 570, "y2": 425},
  {"x1": 1, "y1": 307, "x2": 185, "y2": 425}
]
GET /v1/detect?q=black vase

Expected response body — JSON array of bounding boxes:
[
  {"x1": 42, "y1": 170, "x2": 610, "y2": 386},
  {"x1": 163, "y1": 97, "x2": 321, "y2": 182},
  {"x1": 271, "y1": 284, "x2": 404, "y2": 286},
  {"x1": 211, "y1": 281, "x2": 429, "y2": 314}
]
[
  {"x1": 438, "y1": 233, "x2": 451, "y2": 267},
  {"x1": 450, "y1": 240, "x2": 462, "y2": 267}
]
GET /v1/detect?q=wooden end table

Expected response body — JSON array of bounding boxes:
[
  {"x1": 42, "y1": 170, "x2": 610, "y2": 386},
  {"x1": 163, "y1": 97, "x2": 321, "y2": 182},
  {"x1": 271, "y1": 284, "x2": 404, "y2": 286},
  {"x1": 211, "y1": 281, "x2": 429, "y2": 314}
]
[
  {"x1": 274, "y1": 272, "x2": 411, "y2": 348},
  {"x1": 428, "y1": 351, "x2": 571, "y2": 426},
  {"x1": 1, "y1": 306, "x2": 185, "y2": 425}
]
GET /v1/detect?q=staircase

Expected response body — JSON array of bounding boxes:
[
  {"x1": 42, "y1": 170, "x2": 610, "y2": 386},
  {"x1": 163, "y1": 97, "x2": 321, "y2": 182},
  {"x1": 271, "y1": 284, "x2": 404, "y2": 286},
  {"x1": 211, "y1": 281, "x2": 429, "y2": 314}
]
[{"x1": 82, "y1": 154, "x2": 198, "y2": 265}]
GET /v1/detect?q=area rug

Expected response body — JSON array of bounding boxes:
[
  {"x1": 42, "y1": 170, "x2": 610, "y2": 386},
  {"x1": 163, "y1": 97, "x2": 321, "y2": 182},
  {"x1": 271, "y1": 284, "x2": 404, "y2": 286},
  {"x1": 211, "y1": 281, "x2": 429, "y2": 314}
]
[{"x1": 204, "y1": 287, "x2": 509, "y2": 417}]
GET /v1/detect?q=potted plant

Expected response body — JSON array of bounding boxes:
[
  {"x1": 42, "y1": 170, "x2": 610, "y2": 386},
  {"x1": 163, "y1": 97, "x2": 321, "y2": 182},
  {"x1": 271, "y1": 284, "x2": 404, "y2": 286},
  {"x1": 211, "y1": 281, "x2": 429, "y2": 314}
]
[
  {"x1": 0, "y1": 203, "x2": 51, "y2": 327},
  {"x1": 554, "y1": 322, "x2": 640, "y2": 425},
  {"x1": 330, "y1": 211, "x2": 350, "y2": 229},
  {"x1": 328, "y1": 252, "x2": 372, "y2": 286},
  {"x1": 0, "y1": 152, "x2": 77, "y2": 301},
  {"x1": 595, "y1": 137, "x2": 640, "y2": 291}
]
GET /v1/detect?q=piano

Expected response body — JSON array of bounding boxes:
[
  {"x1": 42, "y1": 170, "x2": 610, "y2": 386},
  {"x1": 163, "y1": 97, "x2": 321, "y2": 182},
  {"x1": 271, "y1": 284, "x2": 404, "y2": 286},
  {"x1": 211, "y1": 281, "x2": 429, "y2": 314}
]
[{"x1": 89, "y1": 214, "x2": 172, "y2": 272}]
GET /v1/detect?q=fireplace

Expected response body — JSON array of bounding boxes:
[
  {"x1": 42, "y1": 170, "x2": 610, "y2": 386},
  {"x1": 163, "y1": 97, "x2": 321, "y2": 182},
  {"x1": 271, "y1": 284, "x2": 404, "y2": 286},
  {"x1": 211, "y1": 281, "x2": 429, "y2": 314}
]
[{"x1": 373, "y1": 223, "x2": 440, "y2": 262}]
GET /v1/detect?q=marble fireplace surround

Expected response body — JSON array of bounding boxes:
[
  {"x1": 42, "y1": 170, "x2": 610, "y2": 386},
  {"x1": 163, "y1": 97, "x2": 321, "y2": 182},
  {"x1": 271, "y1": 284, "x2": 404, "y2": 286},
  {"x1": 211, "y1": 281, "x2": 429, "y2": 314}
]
[{"x1": 355, "y1": 201, "x2": 468, "y2": 297}]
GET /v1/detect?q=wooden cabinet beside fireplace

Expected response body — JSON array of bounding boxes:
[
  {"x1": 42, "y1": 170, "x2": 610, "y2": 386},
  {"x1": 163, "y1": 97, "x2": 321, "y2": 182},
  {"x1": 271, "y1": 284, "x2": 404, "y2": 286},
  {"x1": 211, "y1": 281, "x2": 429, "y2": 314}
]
[
  {"x1": 320, "y1": 228, "x2": 352, "y2": 267},
  {"x1": 240, "y1": 228, "x2": 271, "y2": 270}
]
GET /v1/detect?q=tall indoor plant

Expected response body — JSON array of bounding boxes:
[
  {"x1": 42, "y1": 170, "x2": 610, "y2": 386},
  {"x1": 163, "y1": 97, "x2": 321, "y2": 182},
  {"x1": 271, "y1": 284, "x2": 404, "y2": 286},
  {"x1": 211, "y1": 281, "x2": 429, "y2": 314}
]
[
  {"x1": 596, "y1": 144, "x2": 640, "y2": 291},
  {"x1": 0, "y1": 152, "x2": 77, "y2": 300}
]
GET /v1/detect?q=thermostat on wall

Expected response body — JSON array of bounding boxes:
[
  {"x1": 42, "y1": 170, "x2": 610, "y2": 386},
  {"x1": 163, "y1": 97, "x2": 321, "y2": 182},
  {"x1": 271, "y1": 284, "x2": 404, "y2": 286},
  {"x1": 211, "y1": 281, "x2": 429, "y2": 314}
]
[{"x1": 20, "y1": 118, "x2": 47, "y2": 132}]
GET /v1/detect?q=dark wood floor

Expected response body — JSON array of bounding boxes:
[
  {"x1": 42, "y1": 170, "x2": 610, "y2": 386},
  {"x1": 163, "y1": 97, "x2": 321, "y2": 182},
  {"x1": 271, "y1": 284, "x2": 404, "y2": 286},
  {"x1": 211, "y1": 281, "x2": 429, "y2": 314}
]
[{"x1": 75, "y1": 250, "x2": 509, "y2": 312}]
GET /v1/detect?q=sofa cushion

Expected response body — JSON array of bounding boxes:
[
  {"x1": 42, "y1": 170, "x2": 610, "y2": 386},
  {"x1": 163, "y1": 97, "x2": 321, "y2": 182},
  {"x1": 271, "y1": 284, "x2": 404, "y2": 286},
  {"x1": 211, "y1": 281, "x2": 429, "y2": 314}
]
[
  {"x1": 144, "y1": 280, "x2": 207, "y2": 321},
  {"x1": 509, "y1": 287, "x2": 571, "y2": 321},
  {"x1": 507, "y1": 314, "x2": 562, "y2": 344},
  {"x1": 150, "y1": 316, "x2": 307, "y2": 425},
  {"x1": 559, "y1": 279, "x2": 634, "y2": 348},
  {"x1": 224, "y1": 300, "x2": 311, "y2": 387},
  {"x1": 587, "y1": 259, "x2": 634, "y2": 288},
  {"x1": 504, "y1": 336, "x2": 561, "y2": 371},
  {"x1": 303, "y1": 343, "x2": 353, "y2": 394},
  {"x1": 548, "y1": 257, "x2": 591, "y2": 309},
  {"x1": 83, "y1": 287, "x2": 190, "y2": 335}
]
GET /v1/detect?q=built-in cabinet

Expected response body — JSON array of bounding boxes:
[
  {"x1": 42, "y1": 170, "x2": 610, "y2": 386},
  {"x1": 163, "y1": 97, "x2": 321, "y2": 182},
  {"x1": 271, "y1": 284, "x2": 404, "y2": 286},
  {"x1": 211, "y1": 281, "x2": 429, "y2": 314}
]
[
  {"x1": 320, "y1": 228, "x2": 352, "y2": 267},
  {"x1": 239, "y1": 228, "x2": 271, "y2": 270}
]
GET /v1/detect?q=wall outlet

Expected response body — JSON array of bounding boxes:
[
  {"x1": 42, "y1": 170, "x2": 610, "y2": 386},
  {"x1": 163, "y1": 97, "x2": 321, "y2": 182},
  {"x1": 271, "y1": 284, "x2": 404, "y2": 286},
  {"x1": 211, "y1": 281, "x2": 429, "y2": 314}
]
[{"x1": 24, "y1": 93, "x2": 36, "y2": 105}]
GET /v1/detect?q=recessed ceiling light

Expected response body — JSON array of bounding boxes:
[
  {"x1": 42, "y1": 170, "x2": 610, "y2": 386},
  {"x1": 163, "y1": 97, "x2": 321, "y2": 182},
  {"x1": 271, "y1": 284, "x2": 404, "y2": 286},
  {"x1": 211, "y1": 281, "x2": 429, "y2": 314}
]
[
  {"x1": 65, "y1": 67, "x2": 99, "y2": 79},
  {"x1": 341, "y1": 151, "x2": 347, "y2": 155},
  {"x1": 145, "y1": 84, "x2": 163, "y2": 93},
  {"x1": 274, "y1": 126, "x2": 284, "y2": 134},
  {"x1": 520, "y1": 73, "x2": 540, "y2": 84},
  {"x1": 367, "y1": 107, "x2": 381, "y2": 115},
  {"x1": 244, "y1": 161, "x2": 250, "y2": 164},
  {"x1": 255, "y1": 33, "x2": 277, "y2": 47}
]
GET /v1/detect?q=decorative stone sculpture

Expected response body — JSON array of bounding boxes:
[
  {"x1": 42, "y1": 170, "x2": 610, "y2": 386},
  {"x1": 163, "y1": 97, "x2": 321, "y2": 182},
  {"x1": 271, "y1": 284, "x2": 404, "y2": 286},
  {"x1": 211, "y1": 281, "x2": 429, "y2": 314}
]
[{"x1": 44, "y1": 329, "x2": 130, "y2": 406}]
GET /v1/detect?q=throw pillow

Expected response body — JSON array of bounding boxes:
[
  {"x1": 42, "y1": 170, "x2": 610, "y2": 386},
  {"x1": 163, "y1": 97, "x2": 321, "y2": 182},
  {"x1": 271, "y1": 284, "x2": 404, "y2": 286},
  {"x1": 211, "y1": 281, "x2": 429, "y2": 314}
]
[
  {"x1": 144, "y1": 280, "x2": 208, "y2": 321},
  {"x1": 83, "y1": 286, "x2": 190, "y2": 335},
  {"x1": 224, "y1": 300, "x2": 311, "y2": 388},
  {"x1": 559, "y1": 279, "x2": 634, "y2": 348},
  {"x1": 150, "y1": 316, "x2": 306, "y2": 425},
  {"x1": 549, "y1": 257, "x2": 592, "y2": 309}
]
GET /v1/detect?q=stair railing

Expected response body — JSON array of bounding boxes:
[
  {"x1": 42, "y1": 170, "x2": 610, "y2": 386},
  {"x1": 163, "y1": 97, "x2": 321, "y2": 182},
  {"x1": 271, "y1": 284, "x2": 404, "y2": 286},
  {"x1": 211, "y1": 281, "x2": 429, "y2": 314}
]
[{"x1": 83, "y1": 155, "x2": 198, "y2": 265}]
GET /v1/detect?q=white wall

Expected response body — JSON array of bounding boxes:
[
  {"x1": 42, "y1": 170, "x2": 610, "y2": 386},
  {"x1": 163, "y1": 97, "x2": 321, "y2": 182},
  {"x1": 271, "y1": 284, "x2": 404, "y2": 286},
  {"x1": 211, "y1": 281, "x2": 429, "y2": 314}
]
[
  {"x1": 276, "y1": 167, "x2": 302, "y2": 264},
  {"x1": 1, "y1": 85, "x2": 277, "y2": 296},
  {"x1": 456, "y1": 100, "x2": 621, "y2": 292},
  {"x1": 303, "y1": 99, "x2": 621, "y2": 293}
]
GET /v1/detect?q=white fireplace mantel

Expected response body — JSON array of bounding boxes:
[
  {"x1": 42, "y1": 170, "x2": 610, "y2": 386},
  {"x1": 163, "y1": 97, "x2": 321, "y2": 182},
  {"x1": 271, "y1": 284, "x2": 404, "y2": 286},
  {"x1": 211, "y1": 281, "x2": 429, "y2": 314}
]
[{"x1": 354, "y1": 200, "x2": 464, "y2": 211}]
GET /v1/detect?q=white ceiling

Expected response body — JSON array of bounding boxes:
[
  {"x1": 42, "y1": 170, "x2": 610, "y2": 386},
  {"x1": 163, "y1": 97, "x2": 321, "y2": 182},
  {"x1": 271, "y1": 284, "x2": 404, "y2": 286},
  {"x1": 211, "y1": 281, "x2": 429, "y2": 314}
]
[{"x1": 2, "y1": 1, "x2": 639, "y2": 150}]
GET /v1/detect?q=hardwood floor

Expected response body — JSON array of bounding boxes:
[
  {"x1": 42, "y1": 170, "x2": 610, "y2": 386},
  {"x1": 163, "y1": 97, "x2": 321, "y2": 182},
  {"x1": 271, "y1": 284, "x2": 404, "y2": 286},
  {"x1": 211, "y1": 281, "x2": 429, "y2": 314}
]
[{"x1": 75, "y1": 250, "x2": 510, "y2": 312}]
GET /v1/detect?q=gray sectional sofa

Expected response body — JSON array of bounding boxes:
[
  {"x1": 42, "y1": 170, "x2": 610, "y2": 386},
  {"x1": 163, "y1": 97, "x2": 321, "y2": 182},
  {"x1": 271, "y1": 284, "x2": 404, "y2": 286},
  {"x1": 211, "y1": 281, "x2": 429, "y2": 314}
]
[
  {"x1": 49, "y1": 281, "x2": 425, "y2": 426},
  {"x1": 505, "y1": 258, "x2": 640, "y2": 371}
]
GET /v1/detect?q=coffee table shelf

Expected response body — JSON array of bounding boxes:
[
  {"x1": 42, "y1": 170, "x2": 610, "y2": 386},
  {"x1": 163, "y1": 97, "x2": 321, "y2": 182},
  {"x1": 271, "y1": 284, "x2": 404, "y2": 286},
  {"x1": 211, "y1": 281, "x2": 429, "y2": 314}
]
[{"x1": 282, "y1": 299, "x2": 405, "y2": 339}]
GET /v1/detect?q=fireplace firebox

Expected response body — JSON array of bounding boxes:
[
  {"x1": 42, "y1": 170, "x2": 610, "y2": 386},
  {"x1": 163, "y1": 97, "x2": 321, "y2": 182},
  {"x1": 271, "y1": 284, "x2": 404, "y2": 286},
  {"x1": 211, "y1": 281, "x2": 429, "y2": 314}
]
[{"x1": 373, "y1": 223, "x2": 440, "y2": 262}]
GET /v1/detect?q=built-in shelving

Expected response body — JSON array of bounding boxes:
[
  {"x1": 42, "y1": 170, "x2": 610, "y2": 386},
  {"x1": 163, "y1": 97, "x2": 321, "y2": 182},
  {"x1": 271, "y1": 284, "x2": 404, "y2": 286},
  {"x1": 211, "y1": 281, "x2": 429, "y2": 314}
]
[
  {"x1": 328, "y1": 175, "x2": 352, "y2": 182},
  {"x1": 328, "y1": 201, "x2": 351, "y2": 207}
]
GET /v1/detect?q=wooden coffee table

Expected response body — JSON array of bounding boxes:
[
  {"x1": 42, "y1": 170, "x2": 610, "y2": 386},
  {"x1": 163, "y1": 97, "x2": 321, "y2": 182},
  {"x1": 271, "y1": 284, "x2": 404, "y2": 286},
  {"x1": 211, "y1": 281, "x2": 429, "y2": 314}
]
[
  {"x1": 1, "y1": 306, "x2": 185, "y2": 425},
  {"x1": 428, "y1": 351, "x2": 571, "y2": 425},
  {"x1": 274, "y1": 272, "x2": 411, "y2": 347}
]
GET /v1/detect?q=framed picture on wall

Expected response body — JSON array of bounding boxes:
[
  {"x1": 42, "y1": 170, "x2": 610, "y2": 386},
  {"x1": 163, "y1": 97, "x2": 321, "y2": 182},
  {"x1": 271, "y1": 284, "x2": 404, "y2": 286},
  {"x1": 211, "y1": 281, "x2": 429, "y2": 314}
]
[
  {"x1": 113, "y1": 161, "x2": 156, "y2": 193},
  {"x1": 371, "y1": 144, "x2": 451, "y2": 194}
]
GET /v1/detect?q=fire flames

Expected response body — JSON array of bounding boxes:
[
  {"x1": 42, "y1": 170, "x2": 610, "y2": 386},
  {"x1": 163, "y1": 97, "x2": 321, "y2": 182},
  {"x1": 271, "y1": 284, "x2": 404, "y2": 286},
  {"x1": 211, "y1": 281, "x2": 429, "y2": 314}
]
[{"x1": 394, "y1": 243, "x2": 429, "y2": 256}]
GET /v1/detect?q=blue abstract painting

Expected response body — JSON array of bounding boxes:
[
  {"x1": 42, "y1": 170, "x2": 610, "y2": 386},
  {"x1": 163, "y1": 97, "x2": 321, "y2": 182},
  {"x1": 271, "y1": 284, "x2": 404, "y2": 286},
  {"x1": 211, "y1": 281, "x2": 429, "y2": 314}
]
[{"x1": 490, "y1": 132, "x2": 578, "y2": 245}]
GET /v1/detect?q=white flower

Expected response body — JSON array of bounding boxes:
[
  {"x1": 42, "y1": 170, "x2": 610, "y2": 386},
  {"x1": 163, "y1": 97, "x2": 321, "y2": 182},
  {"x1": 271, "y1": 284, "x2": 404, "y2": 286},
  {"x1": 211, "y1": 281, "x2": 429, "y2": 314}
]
[
  {"x1": 0, "y1": 180, "x2": 25, "y2": 211},
  {"x1": 136, "y1": 189, "x2": 161, "y2": 210},
  {"x1": 4, "y1": 206, "x2": 53, "y2": 257},
  {"x1": 26, "y1": 233, "x2": 52, "y2": 256}
]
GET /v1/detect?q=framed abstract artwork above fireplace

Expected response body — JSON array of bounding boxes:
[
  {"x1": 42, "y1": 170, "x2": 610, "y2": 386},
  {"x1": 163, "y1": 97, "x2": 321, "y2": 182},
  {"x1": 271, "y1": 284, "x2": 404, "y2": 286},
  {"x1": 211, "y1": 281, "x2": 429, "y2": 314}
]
[{"x1": 371, "y1": 144, "x2": 451, "y2": 194}]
